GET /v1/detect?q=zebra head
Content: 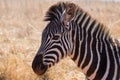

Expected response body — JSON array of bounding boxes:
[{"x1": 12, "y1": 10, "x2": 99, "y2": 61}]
[{"x1": 32, "y1": 2, "x2": 77, "y2": 75}]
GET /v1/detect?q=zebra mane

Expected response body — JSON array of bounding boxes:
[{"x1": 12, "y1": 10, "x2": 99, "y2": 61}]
[
  {"x1": 44, "y1": 2, "x2": 81, "y2": 21},
  {"x1": 44, "y1": 2, "x2": 66, "y2": 21},
  {"x1": 44, "y1": 2, "x2": 111, "y2": 40}
]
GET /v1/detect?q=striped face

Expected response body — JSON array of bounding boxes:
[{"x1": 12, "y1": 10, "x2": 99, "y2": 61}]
[
  {"x1": 32, "y1": 21, "x2": 73, "y2": 75},
  {"x1": 32, "y1": 2, "x2": 76, "y2": 75}
]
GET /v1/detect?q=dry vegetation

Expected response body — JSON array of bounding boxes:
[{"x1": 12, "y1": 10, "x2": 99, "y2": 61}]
[{"x1": 0, "y1": 0, "x2": 120, "y2": 80}]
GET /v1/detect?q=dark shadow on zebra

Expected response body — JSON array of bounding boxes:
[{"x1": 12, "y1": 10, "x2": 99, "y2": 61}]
[{"x1": 32, "y1": 2, "x2": 120, "y2": 80}]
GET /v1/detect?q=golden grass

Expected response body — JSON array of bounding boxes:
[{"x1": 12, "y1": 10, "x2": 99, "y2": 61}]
[{"x1": 0, "y1": 1, "x2": 120, "y2": 80}]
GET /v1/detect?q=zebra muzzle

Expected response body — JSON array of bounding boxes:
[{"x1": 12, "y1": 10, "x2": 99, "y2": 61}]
[{"x1": 32, "y1": 54, "x2": 48, "y2": 75}]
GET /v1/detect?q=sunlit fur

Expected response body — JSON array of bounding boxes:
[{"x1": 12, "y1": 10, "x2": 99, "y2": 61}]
[{"x1": 32, "y1": 2, "x2": 120, "y2": 80}]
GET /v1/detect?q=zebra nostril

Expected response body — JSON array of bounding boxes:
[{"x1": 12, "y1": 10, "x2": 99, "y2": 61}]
[
  {"x1": 32, "y1": 54, "x2": 43, "y2": 67},
  {"x1": 38, "y1": 54, "x2": 43, "y2": 63}
]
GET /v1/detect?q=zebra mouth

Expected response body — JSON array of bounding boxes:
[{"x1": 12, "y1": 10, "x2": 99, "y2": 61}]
[{"x1": 32, "y1": 63, "x2": 48, "y2": 75}]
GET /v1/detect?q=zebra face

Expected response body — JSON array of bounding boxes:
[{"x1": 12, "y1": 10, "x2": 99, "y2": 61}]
[
  {"x1": 32, "y1": 21, "x2": 73, "y2": 75},
  {"x1": 32, "y1": 2, "x2": 76, "y2": 75}
]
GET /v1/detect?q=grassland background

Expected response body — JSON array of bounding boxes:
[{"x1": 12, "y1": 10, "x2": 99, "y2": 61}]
[{"x1": 0, "y1": 0, "x2": 120, "y2": 80}]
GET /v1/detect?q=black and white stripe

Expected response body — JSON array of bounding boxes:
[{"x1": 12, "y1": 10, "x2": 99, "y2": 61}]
[{"x1": 32, "y1": 2, "x2": 120, "y2": 80}]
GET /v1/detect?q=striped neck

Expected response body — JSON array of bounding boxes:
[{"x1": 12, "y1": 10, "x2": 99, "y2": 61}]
[
  {"x1": 69, "y1": 11, "x2": 112, "y2": 79},
  {"x1": 70, "y1": 10, "x2": 111, "y2": 56}
]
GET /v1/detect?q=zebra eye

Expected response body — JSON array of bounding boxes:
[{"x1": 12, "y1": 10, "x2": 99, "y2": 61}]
[{"x1": 52, "y1": 35, "x2": 60, "y2": 40}]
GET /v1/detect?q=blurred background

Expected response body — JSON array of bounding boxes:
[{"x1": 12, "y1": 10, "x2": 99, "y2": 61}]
[{"x1": 0, "y1": 0, "x2": 120, "y2": 80}]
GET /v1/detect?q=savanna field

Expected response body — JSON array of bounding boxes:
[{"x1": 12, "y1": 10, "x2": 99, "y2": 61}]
[{"x1": 0, "y1": 0, "x2": 120, "y2": 80}]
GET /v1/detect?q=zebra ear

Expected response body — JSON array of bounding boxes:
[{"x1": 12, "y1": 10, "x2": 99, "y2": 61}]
[{"x1": 61, "y1": 3, "x2": 76, "y2": 26}]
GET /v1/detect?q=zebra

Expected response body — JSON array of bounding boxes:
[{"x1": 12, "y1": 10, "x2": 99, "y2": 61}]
[{"x1": 32, "y1": 2, "x2": 120, "y2": 80}]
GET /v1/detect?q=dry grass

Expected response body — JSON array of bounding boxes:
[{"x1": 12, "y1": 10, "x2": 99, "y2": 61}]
[{"x1": 0, "y1": 1, "x2": 120, "y2": 80}]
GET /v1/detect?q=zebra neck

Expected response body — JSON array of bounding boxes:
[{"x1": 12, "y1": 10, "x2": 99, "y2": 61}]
[
  {"x1": 70, "y1": 11, "x2": 113, "y2": 77},
  {"x1": 70, "y1": 11, "x2": 111, "y2": 57}
]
